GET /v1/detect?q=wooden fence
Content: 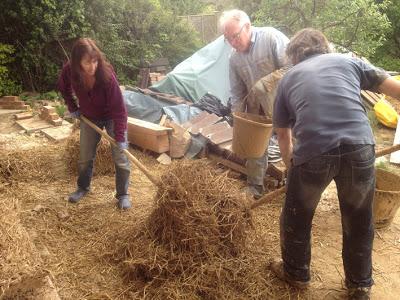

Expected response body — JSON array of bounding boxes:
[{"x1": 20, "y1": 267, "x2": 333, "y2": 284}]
[{"x1": 180, "y1": 12, "x2": 220, "y2": 43}]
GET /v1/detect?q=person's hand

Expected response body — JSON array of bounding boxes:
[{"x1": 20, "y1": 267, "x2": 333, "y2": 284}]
[
  {"x1": 70, "y1": 110, "x2": 81, "y2": 119},
  {"x1": 117, "y1": 141, "x2": 129, "y2": 151}
]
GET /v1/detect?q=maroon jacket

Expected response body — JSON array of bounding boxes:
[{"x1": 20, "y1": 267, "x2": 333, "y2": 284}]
[{"x1": 57, "y1": 63, "x2": 127, "y2": 142}]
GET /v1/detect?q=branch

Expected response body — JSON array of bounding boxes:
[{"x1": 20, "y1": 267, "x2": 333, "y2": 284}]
[
  {"x1": 321, "y1": 10, "x2": 359, "y2": 31},
  {"x1": 312, "y1": 0, "x2": 316, "y2": 16},
  {"x1": 345, "y1": 20, "x2": 360, "y2": 50},
  {"x1": 56, "y1": 39, "x2": 69, "y2": 61},
  {"x1": 289, "y1": 0, "x2": 311, "y2": 27}
]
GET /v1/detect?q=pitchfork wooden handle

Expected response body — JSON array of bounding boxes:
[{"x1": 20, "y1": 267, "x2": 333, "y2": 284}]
[
  {"x1": 80, "y1": 115, "x2": 161, "y2": 186},
  {"x1": 251, "y1": 143, "x2": 400, "y2": 210},
  {"x1": 375, "y1": 144, "x2": 400, "y2": 158}
]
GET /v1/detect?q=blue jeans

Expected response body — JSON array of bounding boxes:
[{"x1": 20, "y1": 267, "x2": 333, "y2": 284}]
[
  {"x1": 246, "y1": 134, "x2": 279, "y2": 187},
  {"x1": 246, "y1": 150, "x2": 268, "y2": 186},
  {"x1": 281, "y1": 144, "x2": 375, "y2": 288},
  {"x1": 77, "y1": 119, "x2": 130, "y2": 198}
]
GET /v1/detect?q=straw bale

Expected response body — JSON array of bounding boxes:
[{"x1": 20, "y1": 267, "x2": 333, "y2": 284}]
[{"x1": 63, "y1": 131, "x2": 114, "y2": 176}]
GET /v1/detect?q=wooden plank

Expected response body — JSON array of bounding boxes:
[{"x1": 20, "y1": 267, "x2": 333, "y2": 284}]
[
  {"x1": 41, "y1": 124, "x2": 74, "y2": 142},
  {"x1": 14, "y1": 111, "x2": 34, "y2": 120},
  {"x1": 137, "y1": 88, "x2": 192, "y2": 105},
  {"x1": 128, "y1": 117, "x2": 172, "y2": 135},
  {"x1": 0, "y1": 108, "x2": 27, "y2": 116},
  {"x1": 361, "y1": 90, "x2": 377, "y2": 106},
  {"x1": 16, "y1": 118, "x2": 58, "y2": 133},
  {"x1": 200, "y1": 121, "x2": 231, "y2": 137},
  {"x1": 366, "y1": 90, "x2": 383, "y2": 102},
  {"x1": 157, "y1": 153, "x2": 172, "y2": 165},
  {"x1": 127, "y1": 130, "x2": 169, "y2": 153},
  {"x1": 208, "y1": 153, "x2": 247, "y2": 175},
  {"x1": 209, "y1": 127, "x2": 233, "y2": 144},
  {"x1": 189, "y1": 114, "x2": 222, "y2": 135},
  {"x1": 165, "y1": 120, "x2": 191, "y2": 158},
  {"x1": 159, "y1": 114, "x2": 167, "y2": 126},
  {"x1": 181, "y1": 111, "x2": 209, "y2": 129},
  {"x1": 127, "y1": 117, "x2": 171, "y2": 153}
]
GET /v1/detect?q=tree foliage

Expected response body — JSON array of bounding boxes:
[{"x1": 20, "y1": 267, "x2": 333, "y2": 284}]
[
  {"x1": 84, "y1": 0, "x2": 201, "y2": 83},
  {"x1": 232, "y1": 0, "x2": 263, "y2": 16},
  {"x1": 0, "y1": 0, "x2": 201, "y2": 92},
  {"x1": 0, "y1": 0, "x2": 88, "y2": 91},
  {"x1": 253, "y1": 0, "x2": 390, "y2": 58},
  {"x1": 0, "y1": 44, "x2": 21, "y2": 96},
  {"x1": 372, "y1": 0, "x2": 400, "y2": 71},
  {"x1": 0, "y1": 0, "x2": 397, "y2": 93},
  {"x1": 159, "y1": 0, "x2": 213, "y2": 15}
]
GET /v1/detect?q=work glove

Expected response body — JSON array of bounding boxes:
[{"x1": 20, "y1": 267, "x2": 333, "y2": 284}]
[
  {"x1": 69, "y1": 110, "x2": 81, "y2": 119},
  {"x1": 116, "y1": 141, "x2": 129, "y2": 151}
]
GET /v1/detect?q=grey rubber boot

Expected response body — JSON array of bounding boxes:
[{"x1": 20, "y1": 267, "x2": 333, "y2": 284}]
[
  {"x1": 68, "y1": 188, "x2": 88, "y2": 203},
  {"x1": 117, "y1": 195, "x2": 131, "y2": 210},
  {"x1": 245, "y1": 184, "x2": 265, "y2": 200}
]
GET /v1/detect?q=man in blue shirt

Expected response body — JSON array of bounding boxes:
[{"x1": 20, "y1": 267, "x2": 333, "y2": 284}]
[
  {"x1": 271, "y1": 28, "x2": 400, "y2": 300},
  {"x1": 219, "y1": 9, "x2": 289, "y2": 199}
]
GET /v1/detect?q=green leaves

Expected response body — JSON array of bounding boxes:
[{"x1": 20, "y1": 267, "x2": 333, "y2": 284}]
[
  {"x1": 0, "y1": 0, "x2": 89, "y2": 91},
  {"x1": 253, "y1": 0, "x2": 391, "y2": 59},
  {"x1": 85, "y1": 0, "x2": 201, "y2": 85},
  {"x1": 0, "y1": 44, "x2": 21, "y2": 96},
  {"x1": 372, "y1": 0, "x2": 400, "y2": 70},
  {"x1": 0, "y1": 0, "x2": 202, "y2": 91}
]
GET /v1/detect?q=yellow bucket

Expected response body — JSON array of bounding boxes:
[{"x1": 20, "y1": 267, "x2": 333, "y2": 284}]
[
  {"x1": 374, "y1": 168, "x2": 400, "y2": 229},
  {"x1": 232, "y1": 112, "x2": 273, "y2": 158}
]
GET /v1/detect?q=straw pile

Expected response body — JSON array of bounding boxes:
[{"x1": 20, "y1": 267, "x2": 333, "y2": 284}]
[
  {"x1": 64, "y1": 130, "x2": 114, "y2": 175},
  {"x1": 149, "y1": 159, "x2": 250, "y2": 257},
  {"x1": 0, "y1": 145, "x2": 65, "y2": 183},
  {"x1": 0, "y1": 187, "x2": 40, "y2": 296},
  {"x1": 118, "y1": 159, "x2": 255, "y2": 298}
]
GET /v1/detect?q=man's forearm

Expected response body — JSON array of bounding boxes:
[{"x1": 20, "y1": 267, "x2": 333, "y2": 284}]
[
  {"x1": 378, "y1": 77, "x2": 400, "y2": 100},
  {"x1": 275, "y1": 128, "x2": 293, "y2": 168}
]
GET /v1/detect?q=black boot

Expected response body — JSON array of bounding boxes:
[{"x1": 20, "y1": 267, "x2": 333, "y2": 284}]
[
  {"x1": 348, "y1": 287, "x2": 371, "y2": 300},
  {"x1": 68, "y1": 188, "x2": 88, "y2": 203}
]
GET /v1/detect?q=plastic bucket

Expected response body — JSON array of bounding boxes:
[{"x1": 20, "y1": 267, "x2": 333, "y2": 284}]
[
  {"x1": 374, "y1": 168, "x2": 400, "y2": 229},
  {"x1": 232, "y1": 112, "x2": 273, "y2": 158}
]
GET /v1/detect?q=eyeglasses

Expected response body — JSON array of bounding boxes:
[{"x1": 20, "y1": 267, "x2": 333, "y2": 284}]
[{"x1": 224, "y1": 24, "x2": 246, "y2": 44}]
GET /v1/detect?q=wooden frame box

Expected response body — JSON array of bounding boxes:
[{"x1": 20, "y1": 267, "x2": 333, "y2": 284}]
[{"x1": 127, "y1": 117, "x2": 171, "y2": 153}]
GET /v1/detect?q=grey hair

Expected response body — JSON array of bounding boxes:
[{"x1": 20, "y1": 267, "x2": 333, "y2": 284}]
[{"x1": 219, "y1": 9, "x2": 251, "y2": 32}]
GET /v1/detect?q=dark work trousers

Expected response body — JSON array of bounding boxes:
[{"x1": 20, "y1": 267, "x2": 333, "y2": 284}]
[
  {"x1": 281, "y1": 144, "x2": 375, "y2": 288},
  {"x1": 77, "y1": 119, "x2": 130, "y2": 198}
]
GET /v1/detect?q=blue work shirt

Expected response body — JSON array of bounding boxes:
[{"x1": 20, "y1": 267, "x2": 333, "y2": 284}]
[{"x1": 273, "y1": 53, "x2": 389, "y2": 166}]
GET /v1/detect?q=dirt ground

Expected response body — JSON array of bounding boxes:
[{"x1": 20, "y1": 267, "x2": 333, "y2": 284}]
[{"x1": 1, "y1": 110, "x2": 399, "y2": 299}]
